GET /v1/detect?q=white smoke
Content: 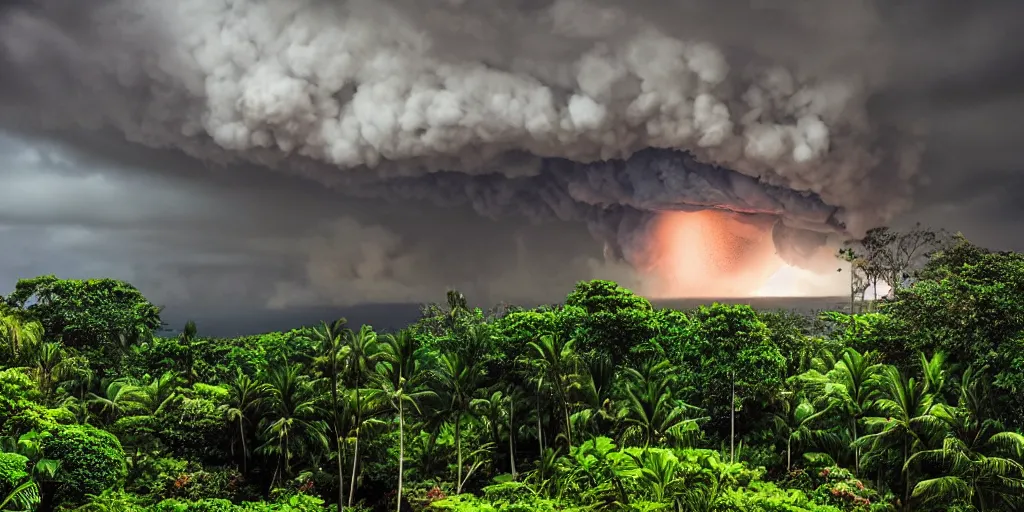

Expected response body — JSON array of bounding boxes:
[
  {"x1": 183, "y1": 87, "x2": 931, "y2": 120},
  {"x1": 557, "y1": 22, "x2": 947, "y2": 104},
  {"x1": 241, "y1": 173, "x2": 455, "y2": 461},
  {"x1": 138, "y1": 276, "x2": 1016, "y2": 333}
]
[{"x1": 0, "y1": 0, "x2": 926, "y2": 276}]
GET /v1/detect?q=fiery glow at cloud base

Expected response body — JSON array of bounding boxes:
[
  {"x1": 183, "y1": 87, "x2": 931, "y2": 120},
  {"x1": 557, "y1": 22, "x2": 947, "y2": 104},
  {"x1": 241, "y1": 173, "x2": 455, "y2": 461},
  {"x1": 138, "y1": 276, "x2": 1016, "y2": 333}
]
[{"x1": 642, "y1": 210, "x2": 846, "y2": 298}]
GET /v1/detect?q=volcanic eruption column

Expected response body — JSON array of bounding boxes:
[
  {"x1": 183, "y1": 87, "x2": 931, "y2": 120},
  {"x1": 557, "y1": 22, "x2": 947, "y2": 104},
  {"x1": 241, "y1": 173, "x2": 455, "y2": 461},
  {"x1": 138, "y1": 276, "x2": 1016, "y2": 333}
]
[{"x1": 0, "y1": 0, "x2": 923, "y2": 297}]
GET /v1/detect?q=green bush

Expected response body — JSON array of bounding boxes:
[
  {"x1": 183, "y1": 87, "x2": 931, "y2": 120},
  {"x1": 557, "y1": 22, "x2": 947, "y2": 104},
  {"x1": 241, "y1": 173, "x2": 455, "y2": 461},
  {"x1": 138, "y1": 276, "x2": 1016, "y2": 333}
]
[
  {"x1": 810, "y1": 467, "x2": 877, "y2": 510},
  {"x1": 243, "y1": 493, "x2": 330, "y2": 511},
  {"x1": 0, "y1": 452, "x2": 30, "y2": 496},
  {"x1": 723, "y1": 480, "x2": 843, "y2": 511},
  {"x1": 154, "y1": 497, "x2": 241, "y2": 512},
  {"x1": 43, "y1": 423, "x2": 127, "y2": 505},
  {"x1": 127, "y1": 456, "x2": 189, "y2": 499},
  {"x1": 130, "y1": 457, "x2": 252, "y2": 503},
  {"x1": 154, "y1": 393, "x2": 230, "y2": 461}
]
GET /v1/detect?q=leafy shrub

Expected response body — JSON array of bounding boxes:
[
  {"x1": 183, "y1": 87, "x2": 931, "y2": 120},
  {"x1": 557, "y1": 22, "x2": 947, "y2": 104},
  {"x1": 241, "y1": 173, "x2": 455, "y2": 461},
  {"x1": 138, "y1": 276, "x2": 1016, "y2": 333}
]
[
  {"x1": 430, "y1": 494, "x2": 498, "y2": 512},
  {"x1": 0, "y1": 369, "x2": 45, "y2": 434},
  {"x1": 242, "y1": 493, "x2": 331, "y2": 511},
  {"x1": 43, "y1": 423, "x2": 127, "y2": 505},
  {"x1": 72, "y1": 489, "x2": 147, "y2": 511},
  {"x1": 480, "y1": 479, "x2": 570, "y2": 511},
  {"x1": 810, "y1": 466, "x2": 877, "y2": 510},
  {"x1": 130, "y1": 456, "x2": 253, "y2": 503},
  {"x1": 154, "y1": 497, "x2": 240, "y2": 512},
  {"x1": 723, "y1": 480, "x2": 843, "y2": 512},
  {"x1": 155, "y1": 392, "x2": 230, "y2": 461},
  {"x1": 0, "y1": 452, "x2": 30, "y2": 495},
  {"x1": 128, "y1": 456, "x2": 190, "y2": 499}
]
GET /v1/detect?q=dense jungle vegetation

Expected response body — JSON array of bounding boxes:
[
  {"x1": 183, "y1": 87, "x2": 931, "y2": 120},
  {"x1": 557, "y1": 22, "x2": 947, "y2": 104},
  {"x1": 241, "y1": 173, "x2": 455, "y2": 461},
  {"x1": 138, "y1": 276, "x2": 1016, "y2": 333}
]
[{"x1": 2, "y1": 230, "x2": 1024, "y2": 512}]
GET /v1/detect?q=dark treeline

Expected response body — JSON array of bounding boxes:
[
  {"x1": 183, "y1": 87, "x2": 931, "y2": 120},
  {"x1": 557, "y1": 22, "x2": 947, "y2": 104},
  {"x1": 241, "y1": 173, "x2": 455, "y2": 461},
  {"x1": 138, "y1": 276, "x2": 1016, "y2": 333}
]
[{"x1": 1, "y1": 231, "x2": 1024, "y2": 512}]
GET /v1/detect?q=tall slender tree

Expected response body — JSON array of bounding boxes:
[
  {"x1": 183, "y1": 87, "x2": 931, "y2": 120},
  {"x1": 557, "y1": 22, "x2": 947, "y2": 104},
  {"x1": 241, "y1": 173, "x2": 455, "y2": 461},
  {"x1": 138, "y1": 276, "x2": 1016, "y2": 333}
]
[
  {"x1": 313, "y1": 318, "x2": 350, "y2": 511},
  {"x1": 259, "y1": 364, "x2": 328, "y2": 485},
  {"x1": 377, "y1": 333, "x2": 434, "y2": 512},
  {"x1": 342, "y1": 324, "x2": 383, "y2": 507},
  {"x1": 218, "y1": 369, "x2": 271, "y2": 475},
  {"x1": 528, "y1": 334, "x2": 578, "y2": 448},
  {"x1": 435, "y1": 351, "x2": 485, "y2": 494}
]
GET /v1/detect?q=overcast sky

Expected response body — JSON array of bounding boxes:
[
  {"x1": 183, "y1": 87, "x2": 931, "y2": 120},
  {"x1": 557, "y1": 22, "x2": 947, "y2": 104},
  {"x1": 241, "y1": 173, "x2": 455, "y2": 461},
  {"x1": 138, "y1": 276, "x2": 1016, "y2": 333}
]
[
  {"x1": 2, "y1": 0, "x2": 1024, "y2": 334},
  {"x1": 0, "y1": 132, "x2": 613, "y2": 327}
]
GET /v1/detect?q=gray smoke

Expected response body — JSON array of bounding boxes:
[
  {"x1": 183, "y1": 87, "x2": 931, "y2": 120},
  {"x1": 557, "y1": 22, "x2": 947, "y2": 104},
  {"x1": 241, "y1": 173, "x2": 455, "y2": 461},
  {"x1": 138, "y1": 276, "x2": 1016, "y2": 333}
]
[{"x1": 0, "y1": 0, "x2": 955, "y2": 274}]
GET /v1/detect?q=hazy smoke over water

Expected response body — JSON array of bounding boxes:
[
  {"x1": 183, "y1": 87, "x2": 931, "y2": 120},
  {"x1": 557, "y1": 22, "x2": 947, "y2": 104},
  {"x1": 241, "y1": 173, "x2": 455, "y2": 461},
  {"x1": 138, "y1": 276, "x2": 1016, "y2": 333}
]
[{"x1": 0, "y1": 0, "x2": 947, "y2": 296}]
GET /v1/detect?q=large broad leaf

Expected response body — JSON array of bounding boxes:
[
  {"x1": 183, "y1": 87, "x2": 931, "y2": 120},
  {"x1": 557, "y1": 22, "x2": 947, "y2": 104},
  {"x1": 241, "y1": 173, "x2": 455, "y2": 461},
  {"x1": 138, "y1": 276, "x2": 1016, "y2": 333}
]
[{"x1": 0, "y1": 480, "x2": 40, "y2": 512}]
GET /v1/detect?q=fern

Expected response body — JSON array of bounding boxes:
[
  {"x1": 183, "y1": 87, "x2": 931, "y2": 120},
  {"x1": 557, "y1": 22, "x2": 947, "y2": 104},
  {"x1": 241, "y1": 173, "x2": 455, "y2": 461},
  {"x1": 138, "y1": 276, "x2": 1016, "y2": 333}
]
[{"x1": 0, "y1": 480, "x2": 40, "y2": 512}]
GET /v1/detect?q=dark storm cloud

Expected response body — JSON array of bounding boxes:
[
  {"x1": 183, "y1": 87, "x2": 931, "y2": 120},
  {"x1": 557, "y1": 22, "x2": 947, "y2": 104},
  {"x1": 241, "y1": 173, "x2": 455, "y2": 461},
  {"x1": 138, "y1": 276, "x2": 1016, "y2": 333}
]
[
  {"x1": 0, "y1": 0, "x2": 1022, "y2": 313},
  {"x1": 0, "y1": 134, "x2": 613, "y2": 311}
]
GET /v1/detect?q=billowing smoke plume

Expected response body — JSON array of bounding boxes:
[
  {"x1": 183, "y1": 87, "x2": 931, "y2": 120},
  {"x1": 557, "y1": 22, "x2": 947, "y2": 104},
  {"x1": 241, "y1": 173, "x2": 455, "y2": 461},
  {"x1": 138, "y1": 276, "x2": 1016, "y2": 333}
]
[{"x1": 0, "y1": 0, "x2": 929, "y2": 277}]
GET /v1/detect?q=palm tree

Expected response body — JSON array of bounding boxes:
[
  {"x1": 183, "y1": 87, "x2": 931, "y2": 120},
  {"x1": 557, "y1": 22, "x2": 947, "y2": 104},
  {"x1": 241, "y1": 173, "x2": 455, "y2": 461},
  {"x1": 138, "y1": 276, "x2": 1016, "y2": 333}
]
[
  {"x1": 335, "y1": 386, "x2": 386, "y2": 507},
  {"x1": 259, "y1": 364, "x2": 328, "y2": 485},
  {"x1": 444, "y1": 289, "x2": 470, "y2": 333},
  {"x1": 27, "y1": 342, "x2": 72, "y2": 399},
  {"x1": 179, "y1": 321, "x2": 198, "y2": 386},
  {"x1": 342, "y1": 324, "x2": 383, "y2": 507},
  {"x1": 570, "y1": 355, "x2": 618, "y2": 440},
  {"x1": 86, "y1": 377, "x2": 142, "y2": 425},
  {"x1": 502, "y1": 384, "x2": 531, "y2": 479},
  {"x1": 919, "y1": 352, "x2": 952, "y2": 402},
  {"x1": 380, "y1": 330, "x2": 424, "y2": 391},
  {"x1": 619, "y1": 359, "x2": 705, "y2": 448},
  {"x1": 313, "y1": 318, "x2": 349, "y2": 511},
  {"x1": 771, "y1": 392, "x2": 837, "y2": 471},
  {"x1": 857, "y1": 366, "x2": 943, "y2": 510},
  {"x1": 218, "y1": 369, "x2": 271, "y2": 474},
  {"x1": 378, "y1": 329, "x2": 434, "y2": 511},
  {"x1": 375, "y1": 347, "x2": 435, "y2": 512},
  {"x1": 129, "y1": 371, "x2": 182, "y2": 415},
  {"x1": 799, "y1": 347, "x2": 883, "y2": 474},
  {"x1": 471, "y1": 390, "x2": 509, "y2": 472},
  {"x1": 908, "y1": 366, "x2": 1024, "y2": 510},
  {"x1": 0, "y1": 312, "x2": 42, "y2": 364},
  {"x1": 434, "y1": 351, "x2": 485, "y2": 494},
  {"x1": 528, "y1": 334, "x2": 578, "y2": 448}
]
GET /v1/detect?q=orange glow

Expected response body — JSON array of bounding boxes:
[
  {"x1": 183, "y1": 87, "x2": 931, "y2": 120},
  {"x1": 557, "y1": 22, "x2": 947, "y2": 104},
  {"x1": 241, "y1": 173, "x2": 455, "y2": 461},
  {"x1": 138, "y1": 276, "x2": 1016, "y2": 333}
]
[{"x1": 643, "y1": 210, "x2": 789, "y2": 298}]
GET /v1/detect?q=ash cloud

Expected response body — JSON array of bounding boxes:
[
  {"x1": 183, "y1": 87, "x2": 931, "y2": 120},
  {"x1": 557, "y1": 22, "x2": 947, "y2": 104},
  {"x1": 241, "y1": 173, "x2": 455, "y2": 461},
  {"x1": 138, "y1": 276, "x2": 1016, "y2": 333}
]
[{"x1": 1, "y1": 0, "x2": 1022, "y2": 304}]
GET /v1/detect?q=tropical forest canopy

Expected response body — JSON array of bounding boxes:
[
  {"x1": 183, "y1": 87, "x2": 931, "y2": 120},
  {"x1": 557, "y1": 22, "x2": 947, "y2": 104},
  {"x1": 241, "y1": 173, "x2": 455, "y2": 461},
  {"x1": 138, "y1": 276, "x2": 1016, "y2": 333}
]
[{"x1": 1, "y1": 231, "x2": 1024, "y2": 512}]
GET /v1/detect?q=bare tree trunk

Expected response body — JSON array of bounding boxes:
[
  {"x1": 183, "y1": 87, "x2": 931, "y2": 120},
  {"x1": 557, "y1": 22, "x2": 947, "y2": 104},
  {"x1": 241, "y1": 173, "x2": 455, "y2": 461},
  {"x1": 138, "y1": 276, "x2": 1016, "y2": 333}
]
[
  {"x1": 903, "y1": 438, "x2": 910, "y2": 511},
  {"x1": 396, "y1": 398, "x2": 404, "y2": 512},
  {"x1": 536, "y1": 394, "x2": 544, "y2": 455},
  {"x1": 340, "y1": 442, "x2": 347, "y2": 512},
  {"x1": 563, "y1": 401, "x2": 573, "y2": 449},
  {"x1": 509, "y1": 396, "x2": 517, "y2": 479},
  {"x1": 730, "y1": 372, "x2": 736, "y2": 464},
  {"x1": 239, "y1": 419, "x2": 247, "y2": 474},
  {"x1": 348, "y1": 428, "x2": 359, "y2": 507},
  {"x1": 852, "y1": 419, "x2": 859, "y2": 476},
  {"x1": 331, "y1": 344, "x2": 344, "y2": 512},
  {"x1": 455, "y1": 414, "x2": 463, "y2": 494},
  {"x1": 348, "y1": 386, "x2": 361, "y2": 507},
  {"x1": 786, "y1": 437, "x2": 791, "y2": 472}
]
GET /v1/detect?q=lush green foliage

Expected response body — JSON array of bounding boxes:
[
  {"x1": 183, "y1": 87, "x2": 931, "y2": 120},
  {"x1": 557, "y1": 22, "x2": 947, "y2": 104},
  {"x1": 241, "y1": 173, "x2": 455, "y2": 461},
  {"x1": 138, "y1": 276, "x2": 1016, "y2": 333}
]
[{"x1": 2, "y1": 235, "x2": 1024, "y2": 511}]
